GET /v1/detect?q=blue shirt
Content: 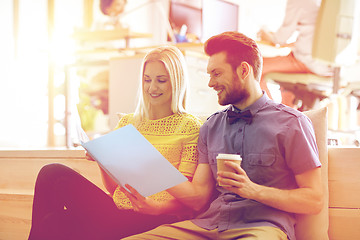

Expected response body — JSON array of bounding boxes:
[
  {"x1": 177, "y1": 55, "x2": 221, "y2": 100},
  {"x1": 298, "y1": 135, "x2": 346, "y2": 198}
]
[{"x1": 192, "y1": 93, "x2": 320, "y2": 240}]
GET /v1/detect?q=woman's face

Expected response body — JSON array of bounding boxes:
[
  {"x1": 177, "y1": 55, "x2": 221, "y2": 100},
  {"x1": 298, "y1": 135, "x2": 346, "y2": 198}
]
[{"x1": 143, "y1": 61, "x2": 173, "y2": 112}]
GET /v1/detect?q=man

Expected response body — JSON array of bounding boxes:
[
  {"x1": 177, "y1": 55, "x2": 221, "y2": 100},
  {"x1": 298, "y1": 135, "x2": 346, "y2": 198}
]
[
  {"x1": 123, "y1": 31, "x2": 324, "y2": 240},
  {"x1": 98, "y1": 0, "x2": 128, "y2": 29}
]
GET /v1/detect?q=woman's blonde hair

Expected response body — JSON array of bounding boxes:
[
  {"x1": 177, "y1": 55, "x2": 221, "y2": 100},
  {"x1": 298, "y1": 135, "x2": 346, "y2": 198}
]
[{"x1": 134, "y1": 46, "x2": 189, "y2": 121}]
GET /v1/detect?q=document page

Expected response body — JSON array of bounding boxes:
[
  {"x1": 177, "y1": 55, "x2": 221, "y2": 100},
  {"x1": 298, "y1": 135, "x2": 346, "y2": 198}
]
[{"x1": 81, "y1": 124, "x2": 187, "y2": 197}]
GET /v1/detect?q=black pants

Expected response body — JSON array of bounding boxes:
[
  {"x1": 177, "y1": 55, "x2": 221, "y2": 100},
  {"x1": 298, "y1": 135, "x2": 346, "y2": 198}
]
[{"x1": 28, "y1": 163, "x2": 179, "y2": 240}]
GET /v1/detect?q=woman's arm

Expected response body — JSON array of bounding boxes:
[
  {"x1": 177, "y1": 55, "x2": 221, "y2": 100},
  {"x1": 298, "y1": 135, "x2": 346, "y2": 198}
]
[
  {"x1": 91, "y1": 115, "x2": 129, "y2": 195},
  {"x1": 98, "y1": 167, "x2": 117, "y2": 195},
  {"x1": 85, "y1": 152, "x2": 117, "y2": 195}
]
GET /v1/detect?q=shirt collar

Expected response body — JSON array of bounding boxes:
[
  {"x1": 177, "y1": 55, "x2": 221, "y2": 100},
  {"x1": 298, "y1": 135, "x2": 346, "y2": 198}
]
[{"x1": 228, "y1": 91, "x2": 270, "y2": 116}]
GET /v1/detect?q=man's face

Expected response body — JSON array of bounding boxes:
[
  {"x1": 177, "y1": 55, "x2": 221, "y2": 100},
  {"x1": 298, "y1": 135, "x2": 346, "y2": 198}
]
[
  {"x1": 207, "y1": 51, "x2": 249, "y2": 106},
  {"x1": 106, "y1": 0, "x2": 127, "y2": 16}
]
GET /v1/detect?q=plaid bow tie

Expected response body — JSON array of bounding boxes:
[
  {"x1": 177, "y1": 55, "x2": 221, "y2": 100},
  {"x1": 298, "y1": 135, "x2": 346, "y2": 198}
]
[{"x1": 227, "y1": 109, "x2": 253, "y2": 125}]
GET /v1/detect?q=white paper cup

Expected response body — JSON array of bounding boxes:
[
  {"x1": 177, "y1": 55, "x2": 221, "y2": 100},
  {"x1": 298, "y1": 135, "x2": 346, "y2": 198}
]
[{"x1": 216, "y1": 153, "x2": 242, "y2": 187}]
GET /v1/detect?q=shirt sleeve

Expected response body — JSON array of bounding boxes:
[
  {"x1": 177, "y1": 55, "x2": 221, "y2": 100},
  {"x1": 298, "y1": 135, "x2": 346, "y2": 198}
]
[
  {"x1": 197, "y1": 123, "x2": 209, "y2": 164},
  {"x1": 114, "y1": 114, "x2": 132, "y2": 130},
  {"x1": 284, "y1": 114, "x2": 321, "y2": 175}
]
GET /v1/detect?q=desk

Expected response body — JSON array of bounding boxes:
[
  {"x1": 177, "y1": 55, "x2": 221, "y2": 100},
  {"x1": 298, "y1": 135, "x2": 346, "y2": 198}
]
[
  {"x1": 72, "y1": 28, "x2": 153, "y2": 48},
  {"x1": 256, "y1": 41, "x2": 291, "y2": 58}
]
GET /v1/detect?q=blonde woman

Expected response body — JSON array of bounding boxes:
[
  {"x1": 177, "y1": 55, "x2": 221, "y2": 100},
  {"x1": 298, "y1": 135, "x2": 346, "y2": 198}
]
[{"x1": 28, "y1": 46, "x2": 202, "y2": 240}]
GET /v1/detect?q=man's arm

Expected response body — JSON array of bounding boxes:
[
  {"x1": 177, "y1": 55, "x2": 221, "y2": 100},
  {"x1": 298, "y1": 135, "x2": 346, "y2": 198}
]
[
  {"x1": 218, "y1": 161, "x2": 324, "y2": 215},
  {"x1": 167, "y1": 163, "x2": 216, "y2": 212},
  {"x1": 119, "y1": 184, "x2": 196, "y2": 217},
  {"x1": 121, "y1": 163, "x2": 215, "y2": 215}
]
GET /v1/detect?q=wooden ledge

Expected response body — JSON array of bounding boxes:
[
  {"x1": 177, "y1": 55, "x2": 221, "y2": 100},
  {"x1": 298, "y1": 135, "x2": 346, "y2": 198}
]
[
  {"x1": 0, "y1": 149, "x2": 85, "y2": 159},
  {"x1": 0, "y1": 190, "x2": 34, "y2": 201}
]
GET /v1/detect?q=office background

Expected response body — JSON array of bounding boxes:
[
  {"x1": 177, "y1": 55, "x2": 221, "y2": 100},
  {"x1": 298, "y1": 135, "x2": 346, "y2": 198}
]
[{"x1": 0, "y1": 0, "x2": 359, "y2": 148}]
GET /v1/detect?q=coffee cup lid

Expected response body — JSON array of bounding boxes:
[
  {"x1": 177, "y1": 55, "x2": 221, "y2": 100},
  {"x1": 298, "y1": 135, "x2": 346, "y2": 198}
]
[{"x1": 216, "y1": 153, "x2": 242, "y2": 161}]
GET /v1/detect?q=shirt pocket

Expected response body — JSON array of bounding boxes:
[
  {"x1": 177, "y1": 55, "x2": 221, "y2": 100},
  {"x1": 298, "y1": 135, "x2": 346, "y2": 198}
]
[
  {"x1": 248, "y1": 153, "x2": 275, "y2": 167},
  {"x1": 244, "y1": 153, "x2": 276, "y2": 185}
]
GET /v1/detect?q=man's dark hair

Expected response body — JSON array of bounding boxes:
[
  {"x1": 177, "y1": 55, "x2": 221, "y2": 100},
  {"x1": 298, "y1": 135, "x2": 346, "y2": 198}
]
[
  {"x1": 100, "y1": 0, "x2": 127, "y2": 16},
  {"x1": 100, "y1": 0, "x2": 113, "y2": 15},
  {"x1": 204, "y1": 31, "x2": 263, "y2": 81}
]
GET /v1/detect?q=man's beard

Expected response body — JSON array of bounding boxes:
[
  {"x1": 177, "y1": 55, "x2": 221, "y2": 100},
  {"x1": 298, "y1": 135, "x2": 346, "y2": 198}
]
[{"x1": 218, "y1": 74, "x2": 249, "y2": 106}]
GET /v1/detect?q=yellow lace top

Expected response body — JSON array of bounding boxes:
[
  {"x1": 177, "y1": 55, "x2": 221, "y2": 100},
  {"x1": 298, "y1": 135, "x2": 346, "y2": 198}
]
[{"x1": 112, "y1": 112, "x2": 202, "y2": 210}]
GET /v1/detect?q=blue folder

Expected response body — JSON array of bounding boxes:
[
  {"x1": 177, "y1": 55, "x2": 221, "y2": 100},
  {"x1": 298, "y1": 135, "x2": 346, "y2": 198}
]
[{"x1": 81, "y1": 124, "x2": 187, "y2": 197}]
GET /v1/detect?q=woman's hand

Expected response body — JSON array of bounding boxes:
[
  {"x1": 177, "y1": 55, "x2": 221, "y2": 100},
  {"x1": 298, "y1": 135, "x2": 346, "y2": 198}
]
[
  {"x1": 120, "y1": 184, "x2": 162, "y2": 215},
  {"x1": 85, "y1": 152, "x2": 95, "y2": 161}
]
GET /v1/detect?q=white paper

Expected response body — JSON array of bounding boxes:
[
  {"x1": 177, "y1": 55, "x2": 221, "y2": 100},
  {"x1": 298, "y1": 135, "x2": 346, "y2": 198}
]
[
  {"x1": 81, "y1": 124, "x2": 187, "y2": 197},
  {"x1": 76, "y1": 121, "x2": 90, "y2": 144}
]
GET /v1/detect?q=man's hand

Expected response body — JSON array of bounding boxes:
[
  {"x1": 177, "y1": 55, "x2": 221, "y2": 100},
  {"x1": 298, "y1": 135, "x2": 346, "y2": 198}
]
[
  {"x1": 217, "y1": 161, "x2": 324, "y2": 215},
  {"x1": 120, "y1": 184, "x2": 162, "y2": 215},
  {"x1": 217, "y1": 161, "x2": 260, "y2": 199}
]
